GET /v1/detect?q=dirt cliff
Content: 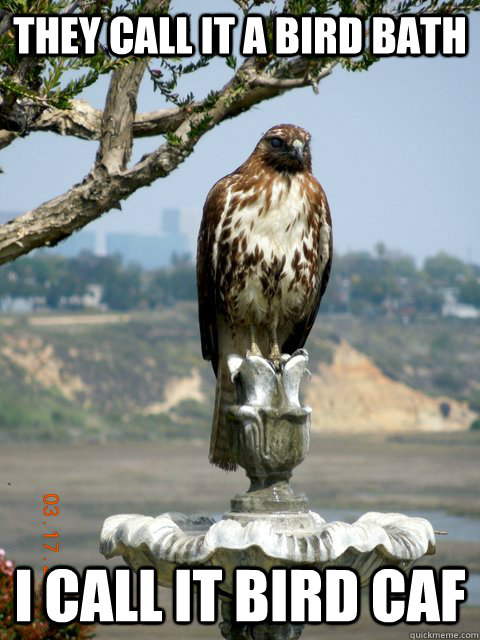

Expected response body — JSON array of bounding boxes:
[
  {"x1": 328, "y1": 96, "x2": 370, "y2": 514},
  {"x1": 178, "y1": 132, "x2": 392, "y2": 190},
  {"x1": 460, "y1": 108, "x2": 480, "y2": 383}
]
[{"x1": 306, "y1": 341, "x2": 475, "y2": 433}]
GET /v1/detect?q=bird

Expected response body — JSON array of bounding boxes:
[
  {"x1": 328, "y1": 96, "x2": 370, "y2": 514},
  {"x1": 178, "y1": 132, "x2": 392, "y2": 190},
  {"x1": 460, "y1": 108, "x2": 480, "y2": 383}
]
[{"x1": 196, "y1": 123, "x2": 332, "y2": 471}]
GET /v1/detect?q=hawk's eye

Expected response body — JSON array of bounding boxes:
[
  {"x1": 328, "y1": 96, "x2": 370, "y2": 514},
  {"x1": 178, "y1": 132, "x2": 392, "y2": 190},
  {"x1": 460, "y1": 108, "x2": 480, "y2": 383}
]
[{"x1": 270, "y1": 137, "x2": 282, "y2": 148}]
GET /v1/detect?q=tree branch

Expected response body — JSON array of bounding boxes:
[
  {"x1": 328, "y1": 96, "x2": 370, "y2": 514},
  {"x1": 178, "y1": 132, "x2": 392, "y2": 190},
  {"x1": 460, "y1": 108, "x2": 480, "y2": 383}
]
[
  {"x1": 96, "y1": 59, "x2": 146, "y2": 172},
  {"x1": 232, "y1": 0, "x2": 274, "y2": 12},
  {"x1": 0, "y1": 11, "x2": 11, "y2": 38},
  {"x1": 0, "y1": 58, "x2": 336, "y2": 149},
  {"x1": 31, "y1": 100, "x2": 185, "y2": 141},
  {"x1": 253, "y1": 60, "x2": 338, "y2": 91},
  {"x1": 0, "y1": 54, "x2": 337, "y2": 264},
  {"x1": 0, "y1": 100, "x2": 186, "y2": 148},
  {"x1": 0, "y1": 129, "x2": 17, "y2": 149}
]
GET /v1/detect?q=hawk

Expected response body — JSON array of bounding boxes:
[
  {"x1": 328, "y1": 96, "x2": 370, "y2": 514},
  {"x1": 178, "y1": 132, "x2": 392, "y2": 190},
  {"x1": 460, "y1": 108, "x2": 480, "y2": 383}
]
[{"x1": 197, "y1": 124, "x2": 332, "y2": 471}]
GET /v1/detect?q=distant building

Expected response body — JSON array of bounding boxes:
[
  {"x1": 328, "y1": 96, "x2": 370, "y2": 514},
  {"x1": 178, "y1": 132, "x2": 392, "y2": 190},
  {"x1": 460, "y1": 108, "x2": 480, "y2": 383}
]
[
  {"x1": 59, "y1": 284, "x2": 106, "y2": 311},
  {"x1": 106, "y1": 232, "x2": 189, "y2": 269},
  {"x1": 49, "y1": 231, "x2": 97, "y2": 258},
  {"x1": 0, "y1": 296, "x2": 45, "y2": 313},
  {"x1": 83, "y1": 284, "x2": 104, "y2": 309},
  {"x1": 162, "y1": 208, "x2": 181, "y2": 234},
  {"x1": 442, "y1": 301, "x2": 480, "y2": 319},
  {"x1": 106, "y1": 233, "x2": 163, "y2": 269},
  {"x1": 105, "y1": 209, "x2": 190, "y2": 269},
  {"x1": 159, "y1": 208, "x2": 190, "y2": 264},
  {"x1": 0, "y1": 209, "x2": 190, "y2": 268},
  {"x1": 441, "y1": 288, "x2": 480, "y2": 319}
]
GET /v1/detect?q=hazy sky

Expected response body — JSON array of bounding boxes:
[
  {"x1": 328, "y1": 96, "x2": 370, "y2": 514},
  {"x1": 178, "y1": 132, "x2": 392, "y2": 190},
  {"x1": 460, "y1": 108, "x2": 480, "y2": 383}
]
[{"x1": 1, "y1": 5, "x2": 479, "y2": 264}]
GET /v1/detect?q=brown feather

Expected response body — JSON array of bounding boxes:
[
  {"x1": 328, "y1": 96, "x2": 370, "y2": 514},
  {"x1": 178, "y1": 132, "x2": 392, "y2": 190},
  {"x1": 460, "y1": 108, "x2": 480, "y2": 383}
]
[
  {"x1": 196, "y1": 176, "x2": 229, "y2": 373},
  {"x1": 282, "y1": 194, "x2": 333, "y2": 354}
]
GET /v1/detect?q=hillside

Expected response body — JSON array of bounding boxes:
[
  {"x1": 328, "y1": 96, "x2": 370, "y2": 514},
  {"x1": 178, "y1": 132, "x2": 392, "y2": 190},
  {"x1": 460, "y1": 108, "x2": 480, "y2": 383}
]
[
  {"x1": 0, "y1": 304, "x2": 478, "y2": 441},
  {"x1": 307, "y1": 341, "x2": 474, "y2": 433}
]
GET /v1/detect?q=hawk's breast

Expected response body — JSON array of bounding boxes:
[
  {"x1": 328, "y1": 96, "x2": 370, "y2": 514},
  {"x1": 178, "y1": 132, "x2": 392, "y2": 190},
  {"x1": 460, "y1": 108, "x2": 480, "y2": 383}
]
[{"x1": 214, "y1": 172, "x2": 331, "y2": 327}]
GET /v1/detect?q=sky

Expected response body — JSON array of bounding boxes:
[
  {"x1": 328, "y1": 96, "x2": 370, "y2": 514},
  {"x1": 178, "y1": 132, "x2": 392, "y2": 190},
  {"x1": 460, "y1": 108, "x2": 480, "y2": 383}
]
[{"x1": 1, "y1": 4, "x2": 479, "y2": 264}]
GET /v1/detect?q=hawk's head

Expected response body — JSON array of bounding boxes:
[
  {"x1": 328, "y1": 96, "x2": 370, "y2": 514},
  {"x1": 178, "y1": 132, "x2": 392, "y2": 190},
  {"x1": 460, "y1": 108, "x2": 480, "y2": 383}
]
[{"x1": 254, "y1": 124, "x2": 312, "y2": 173}]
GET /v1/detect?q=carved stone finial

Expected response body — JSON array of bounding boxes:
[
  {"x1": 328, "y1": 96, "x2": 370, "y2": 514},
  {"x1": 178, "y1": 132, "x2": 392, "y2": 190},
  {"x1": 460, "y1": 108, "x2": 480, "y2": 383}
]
[{"x1": 224, "y1": 351, "x2": 313, "y2": 530}]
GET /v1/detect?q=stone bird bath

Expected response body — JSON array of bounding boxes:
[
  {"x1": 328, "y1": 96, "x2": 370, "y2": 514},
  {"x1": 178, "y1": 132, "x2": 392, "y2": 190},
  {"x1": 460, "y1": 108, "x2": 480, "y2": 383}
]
[{"x1": 100, "y1": 350, "x2": 435, "y2": 638}]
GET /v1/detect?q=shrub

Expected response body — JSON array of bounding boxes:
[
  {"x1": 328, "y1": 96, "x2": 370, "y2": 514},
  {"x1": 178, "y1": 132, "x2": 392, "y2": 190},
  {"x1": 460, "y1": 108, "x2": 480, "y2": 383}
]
[
  {"x1": 468, "y1": 391, "x2": 480, "y2": 414},
  {"x1": 0, "y1": 549, "x2": 95, "y2": 639},
  {"x1": 439, "y1": 402, "x2": 451, "y2": 418},
  {"x1": 470, "y1": 418, "x2": 480, "y2": 432}
]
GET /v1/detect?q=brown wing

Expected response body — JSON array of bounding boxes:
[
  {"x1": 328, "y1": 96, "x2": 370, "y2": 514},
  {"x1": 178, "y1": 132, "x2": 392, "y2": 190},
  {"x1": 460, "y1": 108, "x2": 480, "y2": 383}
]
[
  {"x1": 282, "y1": 196, "x2": 333, "y2": 355},
  {"x1": 196, "y1": 176, "x2": 230, "y2": 376}
]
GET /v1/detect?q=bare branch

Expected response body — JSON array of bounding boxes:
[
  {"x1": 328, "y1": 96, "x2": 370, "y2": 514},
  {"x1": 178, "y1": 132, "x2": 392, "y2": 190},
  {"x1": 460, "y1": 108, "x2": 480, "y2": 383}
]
[
  {"x1": 31, "y1": 100, "x2": 103, "y2": 140},
  {"x1": 232, "y1": 0, "x2": 274, "y2": 11},
  {"x1": 0, "y1": 100, "x2": 184, "y2": 145},
  {"x1": 96, "y1": 59, "x2": 147, "y2": 172},
  {"x1": 132, "y1": 106, "x2": 185, "y2": 136},
  {"x1": 253, "y1": 59, "x2": 338, "y2": 92},
  {"x1": 1, "y1": 54, "x2": 44, "y2": 133},
  {"x1": 232, "y1": 0, "x2": 250, "y2": 11},
  {"x1": 96, "y1": 0, "x2": 170, "y2": 172},
  {"x1": 0, "y1": 145, "x2": 185, "y2": 264},
  {"x1": 0, "y1": 58, "x2": 335, "y2": 148},
  {"x1": 252, "y1": 75, "x2": 307, "y2": 89},
  {"x1": 0, "y1": 129, "x2": 17, "y2": 150},
  {"x1": 0, "y1": 51, "x2": 334, "y2": 151},
  {"x1": 0, "y1": 11, "x2": 11, "y2": 38}
]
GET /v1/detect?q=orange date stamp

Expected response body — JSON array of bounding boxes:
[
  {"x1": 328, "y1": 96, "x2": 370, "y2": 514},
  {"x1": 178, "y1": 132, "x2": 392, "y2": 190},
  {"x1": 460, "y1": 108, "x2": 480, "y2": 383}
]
[{"x1": 41, "y1": 493, "x2": 60, "y2": 575}]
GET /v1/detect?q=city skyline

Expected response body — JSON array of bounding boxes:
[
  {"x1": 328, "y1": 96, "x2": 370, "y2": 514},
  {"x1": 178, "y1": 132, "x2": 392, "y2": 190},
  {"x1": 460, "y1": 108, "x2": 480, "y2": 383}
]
[{"x1": 0, "y1": 206, "x2": 479, "y2": 268}]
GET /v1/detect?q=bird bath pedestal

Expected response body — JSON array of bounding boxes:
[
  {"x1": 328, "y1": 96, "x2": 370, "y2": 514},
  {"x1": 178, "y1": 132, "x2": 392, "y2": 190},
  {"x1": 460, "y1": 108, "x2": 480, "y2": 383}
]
[{"x1": 100, "y1": 350, "x2": 435, "y2": 639}]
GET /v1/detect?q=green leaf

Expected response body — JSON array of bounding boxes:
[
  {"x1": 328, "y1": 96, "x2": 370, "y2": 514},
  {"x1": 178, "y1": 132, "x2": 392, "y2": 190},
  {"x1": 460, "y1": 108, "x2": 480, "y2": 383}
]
[{"x1": 226, "y1": 55, "x2": 237, "y2": 70}]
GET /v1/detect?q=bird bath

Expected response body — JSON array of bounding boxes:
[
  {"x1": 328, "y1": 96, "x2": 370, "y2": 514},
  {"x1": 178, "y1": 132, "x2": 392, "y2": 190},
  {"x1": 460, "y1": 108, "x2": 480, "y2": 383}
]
[{"x1": 100, "y1": 350, "x2": 435, "y2": 638}]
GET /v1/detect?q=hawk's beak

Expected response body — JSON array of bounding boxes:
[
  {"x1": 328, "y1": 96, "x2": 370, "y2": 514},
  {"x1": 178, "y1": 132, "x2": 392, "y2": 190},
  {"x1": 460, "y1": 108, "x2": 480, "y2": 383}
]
[{"x1": 292, "y1": 139, "x2": 304, "y2": 162}]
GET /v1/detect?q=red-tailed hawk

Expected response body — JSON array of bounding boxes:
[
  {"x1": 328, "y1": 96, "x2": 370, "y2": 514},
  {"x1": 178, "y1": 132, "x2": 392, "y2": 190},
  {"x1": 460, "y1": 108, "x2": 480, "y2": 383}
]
[{"x1": 197, "y1": 124, "x2": 332, "y2": 470}]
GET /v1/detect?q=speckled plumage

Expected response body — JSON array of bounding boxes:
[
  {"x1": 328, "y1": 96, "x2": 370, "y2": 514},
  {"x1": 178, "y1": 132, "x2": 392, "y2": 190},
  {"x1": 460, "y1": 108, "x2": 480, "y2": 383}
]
[{"x1": 197, "y1": 124, "x2": 332, "y2": 470}]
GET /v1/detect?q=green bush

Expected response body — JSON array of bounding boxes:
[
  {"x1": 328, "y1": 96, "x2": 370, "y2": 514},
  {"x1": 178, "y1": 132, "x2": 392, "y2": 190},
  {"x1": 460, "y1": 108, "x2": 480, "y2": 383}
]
[{"x1": 470, "y1": 418, "x2": 480, "y2": 431}]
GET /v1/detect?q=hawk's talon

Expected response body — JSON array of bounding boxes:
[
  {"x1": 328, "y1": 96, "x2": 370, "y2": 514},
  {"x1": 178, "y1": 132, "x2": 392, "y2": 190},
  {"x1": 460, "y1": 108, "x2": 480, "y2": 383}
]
[
  {"x1": 268, "y1": 348, "x2": 281, "y2": 360},
  {"x1": 268, "y1": 344, "x2": 283, "y2": 372},
  {"x1": 249, "y1": 344, "x2": 263, "y2": 357},
  {"x1": 249, "y1": 324, "x2": 262, "y2": 357}
]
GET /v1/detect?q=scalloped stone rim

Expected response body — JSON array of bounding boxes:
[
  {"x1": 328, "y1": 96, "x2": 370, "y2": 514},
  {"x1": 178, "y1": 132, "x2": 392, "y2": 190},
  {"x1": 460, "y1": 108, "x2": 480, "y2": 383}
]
[{"x1": 100, "y1": 510, "x2": 435, "y2": 590}]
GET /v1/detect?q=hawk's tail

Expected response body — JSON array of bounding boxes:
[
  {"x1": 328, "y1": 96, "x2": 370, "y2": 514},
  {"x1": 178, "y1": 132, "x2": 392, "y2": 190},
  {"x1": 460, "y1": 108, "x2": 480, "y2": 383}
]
[{"x1": 209, "y1": 361, "x2": 237, "y2": 471}]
